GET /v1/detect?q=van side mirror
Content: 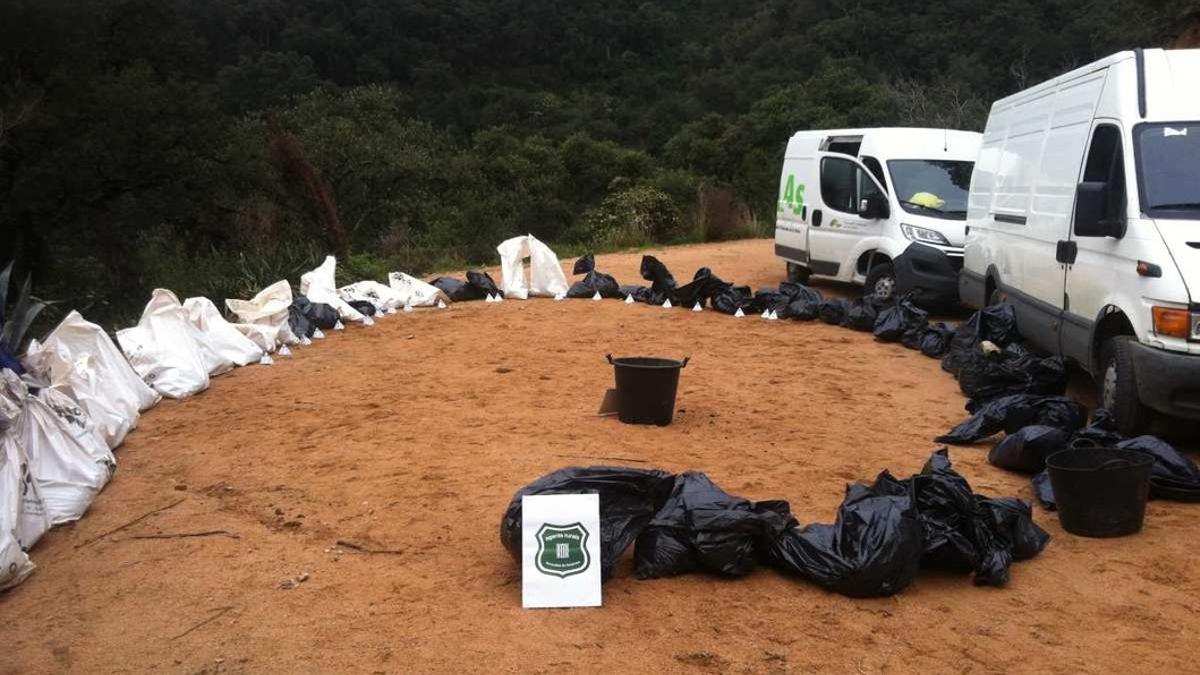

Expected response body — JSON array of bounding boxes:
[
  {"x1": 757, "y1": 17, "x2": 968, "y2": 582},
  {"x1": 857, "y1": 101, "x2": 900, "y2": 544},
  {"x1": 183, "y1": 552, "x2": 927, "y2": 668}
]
[
  {"x1": 858, "y1": 194, "x2": 889, "y2": 220},
  {"x1": 1074, "y1": 181, "x2": 1125, "y2": 238}
]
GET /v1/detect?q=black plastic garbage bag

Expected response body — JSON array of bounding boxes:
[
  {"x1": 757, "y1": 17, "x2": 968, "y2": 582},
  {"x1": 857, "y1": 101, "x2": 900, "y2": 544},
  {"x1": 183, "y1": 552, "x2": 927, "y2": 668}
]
[
  {"x1": 1118, "y1": 436, "x2": 1200, "y2": 500},
  {"x1": 500, "y1": 466, "x2": 676, "y2": 580},
  {"x1": 818, "y1": 298, "x2": 850, "y2": 325},
  {"x1": 467, "y1": 270, "x2": 501, "y2": 298},
  {"x1": 766, "y1": 476, "x2": 923, "y2": 598},
  {"x1": 292, "y1": 296, "x2": 339, "y2": 330},
  {"x1": 1031, "y1": 471, "x2": 1056, "y2": 510},
  {"x1": 919, "y1": 322, "x2": 955, "y2": 358},
  {"x1": 567, "y1": 253, "x2": 622, "y2": 299},
  {"x1": 980, "y1": 496, "x2": 1051, "y2": 562},
  {"x1": 712, "y1": 284, "x2": 754, "y2": 315},
  {"x1": 900, "y1": 325, "x2": 925, "y2": 350},
  {"x1": 1000, "y1": 395, "x2": 1088, "y2": 434},
  {"x1": 639, "y1": 256, "x2": 677, "y2": 305},
  {"x1": 430, "y1": 276, "x2": 468, "y2": 300},
  {"x1": 783, "y1": 282, "x2": 823, "y2": 302},
  {"x1": 788, "y1": 298, "x2": 823, "y2": 321},
  {"x1": 903, "y1": 449, "x2": 1048, "y2": 586},
  {"x1": 291, "y1": 296, "x2": 336, "y2": 335},
  {"x1": 752, "y1": 288, "x2": 789, "y2": 314},
  {"x1": 431, "y1": 271, "x2": 501, "y2": 301},
  {"x1": 633, "y1": 472, "x2": 796, "y2": 579},
  {"x1": 619, "y1": 284, "x2": 651, "y2": 303},
  {"x1": 676, "y1": 268, "x2": 728, "y2": 309},
  {"x1": 873, "y1": 295, "x2": 929, "y2": 342},
  {"x1": 958, "y1": 345, "x2": 1068, "y2": 406},
  {"x1": 936, "y1": 395, "x2": 1088, "y2": 445},
  {"x1": 1068, "y1": 409, "x2": 1124, "y2": 449},
  {"x1": 900, "y1": 451, "x2": 979, "y2": 575},
  {"x1": 346, "y1": 299, "x2": 376, "y2": 317},
  {"x1": 752, "y1": 282, "x2": 823, "y2": 317},
  {"x1": 781, "y1": 284, "x2": 823, "y2": 320},
  {"x1": 942, "y1": 303, "x2": 1020, "y2": 376},
  {"x1": 987, "y1": 426, "x2": 1070, "y2": 473},
  {"x1": 287, "y1": 300, "x2": 316, "y2": 338},
  {"x1": 842, "y1": 296, "x2": 883, "y2": 332}
]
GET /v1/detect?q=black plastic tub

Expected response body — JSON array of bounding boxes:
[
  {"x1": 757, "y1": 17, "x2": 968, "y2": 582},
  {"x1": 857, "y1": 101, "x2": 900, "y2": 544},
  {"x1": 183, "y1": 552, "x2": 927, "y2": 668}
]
[
  {"x1": 606, "y1": 355, "x2": 689, "y2": 426},
  {"x1": 1046, "y1": 448, "x2": 1154, "y2": 538}
]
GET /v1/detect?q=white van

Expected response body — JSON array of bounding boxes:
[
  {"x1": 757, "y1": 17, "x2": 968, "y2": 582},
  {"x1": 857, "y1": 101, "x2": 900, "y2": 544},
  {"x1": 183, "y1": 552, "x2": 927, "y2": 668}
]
[
  {"x1": 961, "y1": 48, "x2": 1200, "y2": 434},
  {"x1": 774, "y1": 127, "x2": 982, "y2": 304}
]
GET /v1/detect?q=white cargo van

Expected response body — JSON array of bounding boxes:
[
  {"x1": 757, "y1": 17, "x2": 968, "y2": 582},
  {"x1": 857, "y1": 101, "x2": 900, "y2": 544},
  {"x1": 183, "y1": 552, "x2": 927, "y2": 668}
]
[
  {"x1": 961, "y1": 48, "x2": 1200, "y2": 434},
  {"x1": 774, "y1": 127, "x2": 982, "y2": 304}
]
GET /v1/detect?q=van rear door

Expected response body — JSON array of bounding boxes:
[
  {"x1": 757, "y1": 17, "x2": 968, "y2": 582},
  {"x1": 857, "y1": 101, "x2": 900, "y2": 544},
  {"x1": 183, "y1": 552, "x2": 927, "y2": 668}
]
[
  {"x1": 807, "y1": 152, "x2": 887, "y2": 279},
  {"x1": 775, "y1": 155, "x2": 815, "y2": 269}
]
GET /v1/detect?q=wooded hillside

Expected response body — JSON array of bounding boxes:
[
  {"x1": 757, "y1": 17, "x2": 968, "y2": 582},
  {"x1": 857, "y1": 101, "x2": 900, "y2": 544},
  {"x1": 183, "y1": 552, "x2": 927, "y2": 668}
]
[{"x1": 0, "y1": 0, "x2": 1190, "y2": 325}]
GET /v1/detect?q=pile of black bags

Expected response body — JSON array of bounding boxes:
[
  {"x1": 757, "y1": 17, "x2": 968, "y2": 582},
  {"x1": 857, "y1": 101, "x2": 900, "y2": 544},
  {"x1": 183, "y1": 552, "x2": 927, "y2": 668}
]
[
  {"x1": 618, "y1": 256, "x2": 758, "y2": 315},
  {"x1": 634, "y1": 255, "x2": 677, "y2": 306},
  {"x1": 936, "y1": 394, "x2": 1089, "y2": 445},
  {"x1": 956, "y1": 343, "x2": 1068, "y2": 407},
  {"x1": 567, "y1": 254, "x2": 622, "y2": 299},
  {"x1": 941, "y1": 304, "x2": 1021, "y2": 377},
  {"x1": 430, "y1": 270, "x2": 502, "y2": 301},
  {"x1": 751, "y1": 283, "x2": 824, "y2": 318},
  {"x1": 500, "y1": 451, "x2": 1049, "y2": 598},
  {"x1": 1004, "y1": 410, "x2": 1200, "y2": 507},
  {"x1": 874, "y1": 296, "x2": 929, "y2": 343},
  {"x1": 917, "y1": 322, "x2": 956, "y2": 358},
  {"x1": 289, "y1": 296, "x2": 339, "y2": 338}
]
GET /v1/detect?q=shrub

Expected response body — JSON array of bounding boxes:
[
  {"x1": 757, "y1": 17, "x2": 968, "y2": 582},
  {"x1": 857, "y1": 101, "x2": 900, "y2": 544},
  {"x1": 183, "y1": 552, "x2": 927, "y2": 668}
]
[{"x1": 583, "y1": 185, "x2": 680, "y2": 249}]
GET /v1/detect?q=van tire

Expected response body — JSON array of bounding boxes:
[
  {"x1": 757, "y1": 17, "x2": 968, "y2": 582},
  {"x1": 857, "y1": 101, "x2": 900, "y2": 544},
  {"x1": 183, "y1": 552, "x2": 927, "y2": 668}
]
[
  {"x1": 787, "y1": 262, "x2": 811, "y2": 284},
  {"x1": 863, "y1": 263, "x2": 896, "y2": 301},
  {"x1": 1098, "y1": 336, "x2": 1153, "y2": 436}
]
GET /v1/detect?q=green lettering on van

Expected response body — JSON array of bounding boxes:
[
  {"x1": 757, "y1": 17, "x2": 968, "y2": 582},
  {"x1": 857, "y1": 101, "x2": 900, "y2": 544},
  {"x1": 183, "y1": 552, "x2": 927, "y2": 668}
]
[{"x1": 780, "y1": 174, "x2": 805, "y2": 216}]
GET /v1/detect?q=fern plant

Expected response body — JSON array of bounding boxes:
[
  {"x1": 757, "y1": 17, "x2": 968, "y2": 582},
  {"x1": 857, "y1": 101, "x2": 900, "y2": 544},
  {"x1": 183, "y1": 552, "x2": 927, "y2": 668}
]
[{"x1": 0, "y1": 260, "x2": 49, "y2": 374}]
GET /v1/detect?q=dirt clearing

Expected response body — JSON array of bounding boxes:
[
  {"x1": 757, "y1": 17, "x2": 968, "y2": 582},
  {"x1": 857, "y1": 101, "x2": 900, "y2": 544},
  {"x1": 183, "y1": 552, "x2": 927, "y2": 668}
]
[{"x1": 2, "y1": 239, "x2": 1198, "y2": 674}]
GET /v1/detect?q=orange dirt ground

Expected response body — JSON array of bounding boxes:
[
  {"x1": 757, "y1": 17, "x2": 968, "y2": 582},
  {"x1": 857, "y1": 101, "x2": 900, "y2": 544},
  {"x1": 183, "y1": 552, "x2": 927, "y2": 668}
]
[{"x1": 3, "y1": 239, "x2": 1198, "y2": 674}]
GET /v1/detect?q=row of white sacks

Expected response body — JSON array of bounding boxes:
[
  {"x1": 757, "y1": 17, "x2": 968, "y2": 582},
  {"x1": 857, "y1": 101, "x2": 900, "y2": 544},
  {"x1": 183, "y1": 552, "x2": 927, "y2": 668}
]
[{"x1": 0, "y1": 234, "x2": 566, "y2": 590}]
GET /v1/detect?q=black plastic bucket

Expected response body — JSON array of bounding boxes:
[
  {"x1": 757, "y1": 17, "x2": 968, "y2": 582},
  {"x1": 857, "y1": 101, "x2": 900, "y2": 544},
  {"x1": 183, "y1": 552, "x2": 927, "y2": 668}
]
[
  {"x1": 1046, "y1": 448, "x2": 1154, "y2": 538},
  {"x1": 606, "y1": 355, "x2": 689, "y2": 426}
]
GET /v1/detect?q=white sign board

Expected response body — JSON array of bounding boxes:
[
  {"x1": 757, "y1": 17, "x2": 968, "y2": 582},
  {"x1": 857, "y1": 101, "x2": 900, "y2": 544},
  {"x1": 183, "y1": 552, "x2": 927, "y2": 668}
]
[{"x1": 521, "y1": 493, "x2": 602, "y2": 608}]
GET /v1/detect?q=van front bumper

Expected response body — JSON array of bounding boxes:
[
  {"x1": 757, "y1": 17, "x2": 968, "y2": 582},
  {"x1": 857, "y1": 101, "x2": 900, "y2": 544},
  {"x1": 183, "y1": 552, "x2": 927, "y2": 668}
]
[
  {"x1": 1130, "y1": 342, "x2": 1200, "y2": 420},
  {"x1": 893, "y1": 243, "x2": 961, "y2": 308}
]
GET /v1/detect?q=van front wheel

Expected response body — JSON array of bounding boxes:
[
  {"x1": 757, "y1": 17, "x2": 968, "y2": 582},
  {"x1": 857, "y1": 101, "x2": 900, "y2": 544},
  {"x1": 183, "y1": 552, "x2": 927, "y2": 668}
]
[
  {"x1": 864, "y1": 263, "x2": 896, "y2": 301},
  {"x1": 787, "y1": 262, "x2": 811, "y2": 284},
  {"x1": 1098, "y1": 336, "x2": 1153, "y2": 436}
]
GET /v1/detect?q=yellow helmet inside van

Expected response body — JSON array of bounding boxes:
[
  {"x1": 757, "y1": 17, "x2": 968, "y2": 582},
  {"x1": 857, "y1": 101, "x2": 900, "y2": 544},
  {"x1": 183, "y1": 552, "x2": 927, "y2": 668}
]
[{"x1": 908, "y1": 191, "x2": 946, "y2": 209}]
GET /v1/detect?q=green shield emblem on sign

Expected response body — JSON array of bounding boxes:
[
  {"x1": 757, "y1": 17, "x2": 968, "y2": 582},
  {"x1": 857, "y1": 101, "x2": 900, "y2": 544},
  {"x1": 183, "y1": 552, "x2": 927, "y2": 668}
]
[{"x1": 535, "y1": 522, "x2": 591, "y2": 578}]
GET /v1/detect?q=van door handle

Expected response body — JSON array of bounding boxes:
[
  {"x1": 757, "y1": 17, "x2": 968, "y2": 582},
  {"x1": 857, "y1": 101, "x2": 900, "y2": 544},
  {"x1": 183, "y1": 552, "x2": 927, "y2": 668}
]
[
  {"x1": 812, "y1": 209, "x2": 823, "y2": 227},
  {"x1": 1056, "y1": 240, "x2": 1078, "y2": 264}
]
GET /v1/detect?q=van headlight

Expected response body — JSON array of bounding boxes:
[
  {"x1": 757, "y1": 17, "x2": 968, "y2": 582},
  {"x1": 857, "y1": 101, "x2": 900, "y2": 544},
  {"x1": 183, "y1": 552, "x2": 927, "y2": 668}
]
[
  {"x1": 900, "y1": 223, "x2": 951, "y2": 246},
  {"x1": 1194, "y1": 312, "x2": 1200, "y2": 341}
]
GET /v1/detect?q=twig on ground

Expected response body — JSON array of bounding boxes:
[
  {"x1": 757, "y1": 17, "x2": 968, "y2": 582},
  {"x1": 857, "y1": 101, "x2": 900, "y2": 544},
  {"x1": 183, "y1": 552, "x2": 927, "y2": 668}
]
[
  {"x1": 171, "y1": 606, "x2": 235, "y2": 641},
  {"x1": 123, "y1": 530, "x2": 240, "y2": 541},
  {"x1": 74, "y1": 498, "x2": 187, "y2": 548},
  {"x1": 336, "y1": 539, "x2": 404, "y2": 555},
  {"x1": 553, "y1": 455, "x2": 649, "y2": 464}
]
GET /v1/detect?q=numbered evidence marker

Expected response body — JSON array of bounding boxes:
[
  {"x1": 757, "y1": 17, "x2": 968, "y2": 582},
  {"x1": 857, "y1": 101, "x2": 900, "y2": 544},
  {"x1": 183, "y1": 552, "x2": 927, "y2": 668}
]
[{"x1": 522, "y1": 493, "x2": 602, "y2": 608}]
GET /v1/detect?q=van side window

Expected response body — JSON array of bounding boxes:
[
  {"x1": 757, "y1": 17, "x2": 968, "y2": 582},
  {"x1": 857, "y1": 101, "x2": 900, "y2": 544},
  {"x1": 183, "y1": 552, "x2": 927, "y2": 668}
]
[
  {"x1": 861, "y1": 156, "x2": 889, "y2": 193},
  {"x1": 821, "y1": 157, "x2": 883, "y2": 214},
  {"x1": 1082, "y1": 125, "x2": 1126, "y2": 223}
]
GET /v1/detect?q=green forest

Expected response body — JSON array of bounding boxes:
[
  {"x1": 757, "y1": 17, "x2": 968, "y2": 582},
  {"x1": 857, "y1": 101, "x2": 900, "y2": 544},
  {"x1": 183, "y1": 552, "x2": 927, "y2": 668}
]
[{"x1": 0, "y1": 0, "x2": 1193, "y2": 326}]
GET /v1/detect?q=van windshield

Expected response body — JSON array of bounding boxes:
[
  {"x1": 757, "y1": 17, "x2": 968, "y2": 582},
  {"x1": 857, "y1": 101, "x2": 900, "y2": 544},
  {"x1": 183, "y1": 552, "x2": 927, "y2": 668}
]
[
  {"x1": 1134, "y1": 123, "x2": 1200, "y2": 219},
  {"x1": 887, "y1": 160, "x2": 973, "y2": 220}
]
